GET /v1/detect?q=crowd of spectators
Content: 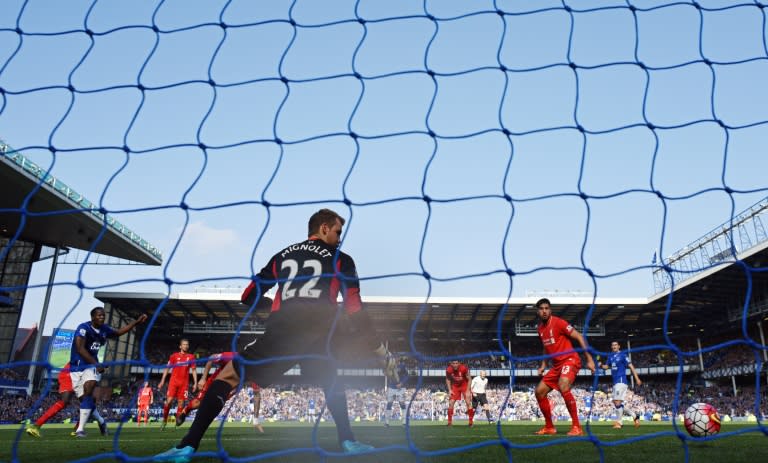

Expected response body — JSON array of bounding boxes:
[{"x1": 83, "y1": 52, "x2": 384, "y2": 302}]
[
  {"x1": 6, "y1": 335, "x2": 766, "y2": 425},
  {"x1": 204, "y1": 380, "x2": 767, "y2": 423},
  {"x1": 0, "y1": 368, "x2": 29, "y2": 388},
  {"x1": 119, "y1": 335, "x2": 767, "y2": 377},
  {"x1": 4, "y1": 375, "x2": 766, "y2": 425}
]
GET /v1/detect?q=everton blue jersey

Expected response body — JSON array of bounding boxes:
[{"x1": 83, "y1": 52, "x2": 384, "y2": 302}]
[
  {"x1": 70, "y1": 321, "x2": 116, "y2": 371},
  {"x1": 607, "y1": 351, "x2": 631, "y2": 385}
]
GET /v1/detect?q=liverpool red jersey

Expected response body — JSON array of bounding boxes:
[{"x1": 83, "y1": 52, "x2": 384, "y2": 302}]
[
  {"x1": 538, "y1": 315, "x2": 578, "y2": 364},
  {"x1": 446, "y1": 363, "x2": 469, "y2": 386},
  {"x1": 138, "y1": 386, "x2": 153, "y2": 405},
  {"x1": 167, "y1": 352, "x2": 196, "y2": 384}
]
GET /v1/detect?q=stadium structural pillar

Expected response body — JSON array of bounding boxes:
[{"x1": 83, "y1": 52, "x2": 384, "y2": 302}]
[
  {"x1": 758, "y1": 321, "x2": 768, "y2": 362},
  {"x1": 758, "y1": 321, "x2": 768, "y2": 388},
  {"x1": 26, "y1": 245, "x2": 59, "y2": 395},
  {"x1": 731, "y1": 375, "x2": 737, "y2": 397},
  {"x1": 627, "y1": 338, "x2": 635, "y2": 388},
  {"x1": 383, "y1": 340, "x2": 388, "y2": 392},
  {"x1": 696, "y1": 337, "x2": 705, "y2": 372},
  {"x1": 507, "y1": 339, "x2": 513, "y2": 392}
]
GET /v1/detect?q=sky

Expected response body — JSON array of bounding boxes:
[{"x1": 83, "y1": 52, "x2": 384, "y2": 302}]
[{"x1": 1, "y1": 0, "x2": 768, "y2": 335}]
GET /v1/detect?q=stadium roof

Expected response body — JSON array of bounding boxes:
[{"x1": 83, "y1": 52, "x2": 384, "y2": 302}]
[
  {"x1": 95, "y1": 290, "x2": 655, "y2": 341},
  {"x1": 643, "y1": 237, "x2": 768, "y2": 334},
  {"x1": 93, "y1": 197, "x2": 768, "y2": 343},
  {"x1": 96, "y1": 250, "x2": 768, "y2": 344},
  {"x1": 0, "y1": 139, "x2": 162, "y2": 265}
]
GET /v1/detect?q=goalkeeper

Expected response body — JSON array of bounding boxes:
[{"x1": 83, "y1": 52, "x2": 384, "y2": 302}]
[{"x1": 155, "y1": 209, "x2": 395, "y2": 462}]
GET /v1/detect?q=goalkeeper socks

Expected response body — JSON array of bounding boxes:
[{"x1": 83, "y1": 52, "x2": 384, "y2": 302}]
[
  {"x1": 36, "y1": 400, "x2": 66, "y2": 427},
  {"x1": 324, "y1": 386, "x2": 354, "y2": 444},
  {"x1": 561, "y1": 390, "x2": 580, "y2": 427},
  {"x1": 536, "y1": 396, "x2": 553, "y2": 427},
  {"x1": 485, "y1": 410, "x2": 492, "y2": 421},
  {"x1": 179, "y1": 380, "x2": 233, "y2": 450}
]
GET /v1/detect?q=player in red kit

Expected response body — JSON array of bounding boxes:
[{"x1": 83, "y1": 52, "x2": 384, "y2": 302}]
[
  {"x1": 176, "y1": 351, "x2": 236, "y2": 425},
  {"x1": 26, "y1": 363, "x2": 75, "y2": 437},
  {"x1": 26, "y1": 362, "x2": 107, "y2": 437},
  {"x1": 26, "y1": 362, "x2": 107, "y2": 438},
  {"x1": 445, "y1": 360, "x2": 474, "y2": 426},
  {"x1": 158, "y1": 339, "x2": 198, "y2": 430},
  {"x1": 176, "y1": 351, "x2": 265, "y2": 433},
  {"x1": 137, "y1": 382, "x2": 153, "y2": 427},
  {"x1": 533, "y1": 298, "x2": 595, "y2": 436}
]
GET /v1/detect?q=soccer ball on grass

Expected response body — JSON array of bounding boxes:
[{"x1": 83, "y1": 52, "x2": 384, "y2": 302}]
[{"x1": 683, "y1": 402, "x2": 721, "y2": 437}]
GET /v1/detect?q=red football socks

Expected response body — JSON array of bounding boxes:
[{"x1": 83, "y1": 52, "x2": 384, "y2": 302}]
[
  {"x1": 536, "y1": 396, "x2": 554, "y2": 427},
  {"x1": 562, "y1": 390, "x2": 580, "y2": 427},
  {"x1": 36, "y1": 400, "x2": 66, "y2": 427}
]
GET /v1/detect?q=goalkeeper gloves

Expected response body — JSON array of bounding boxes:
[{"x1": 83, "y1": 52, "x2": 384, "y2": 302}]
[{"x1": 374, "y1": 344, "x2": 399, "y2": 384}]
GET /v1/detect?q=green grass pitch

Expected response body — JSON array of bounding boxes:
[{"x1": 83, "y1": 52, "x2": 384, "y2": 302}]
[{"x1": 2, "y1": 421, "x2": 766, "y2": 463}]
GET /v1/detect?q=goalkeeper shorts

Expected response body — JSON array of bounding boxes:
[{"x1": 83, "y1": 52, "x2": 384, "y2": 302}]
[{"x1": 236, "y1": 306, "x2": 342, "y2": 388}]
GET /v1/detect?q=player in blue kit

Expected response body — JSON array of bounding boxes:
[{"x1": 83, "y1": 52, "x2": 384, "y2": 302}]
[
  {"x1": 70, "y1": 307, "x2": 147, "y2": 437},
  {"x1": 598, "y1": 341, "x2": 642, "y2": 429}
]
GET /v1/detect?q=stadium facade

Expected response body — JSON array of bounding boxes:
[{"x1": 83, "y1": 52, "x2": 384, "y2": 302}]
[{"x1": 1, "y1": 139, "x2": 161, "y2": 394}]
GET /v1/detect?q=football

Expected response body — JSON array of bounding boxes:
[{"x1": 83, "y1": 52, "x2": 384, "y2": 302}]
[{"x1": 683, "y1": 402, "x2": 721, "y2": 437}]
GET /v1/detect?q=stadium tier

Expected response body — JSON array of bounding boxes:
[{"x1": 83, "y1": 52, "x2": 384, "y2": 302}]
[{"x1": 92, "y1": 290, "x2": 766, "y2": 382}]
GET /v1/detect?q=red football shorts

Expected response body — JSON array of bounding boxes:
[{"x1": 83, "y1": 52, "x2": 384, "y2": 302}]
[
  {"x1": 542, "y1": 357, "x2": 581, "y2": 391},
  {"x1": 58, "y1": 369, "x2": 73, "y2": 394},
  {"x1": 166, "y1": 381, "x2": 189, "y2": 401},
  {"x1": 450, "y1": 383, "x2": 468, "y2": 401},
  {"x1": 138, "y1": 403, "x2": 150, "y2": 411}
]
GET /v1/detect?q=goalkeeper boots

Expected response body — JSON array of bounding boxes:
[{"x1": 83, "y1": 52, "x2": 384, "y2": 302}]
[
  {"x1": 154, "y1": 445, "x2": 195, "y2": 463},
  {"x1": 634, "y1": 414, "x2": 641, "y2": 428},
  {"x1": 25, "y1": 424, "x2": 41, "y2": 438},
  {"x1": 98, "y1": 420, "x2": 109, "y2": 436},
  {"x1": 341, "y1": 440, "x2": 375, "y2": 454}
]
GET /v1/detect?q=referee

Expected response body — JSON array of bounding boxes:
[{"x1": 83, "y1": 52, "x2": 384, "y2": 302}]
[{"x1": 471, "y1": 370, "x2": 493, "y2": 424}]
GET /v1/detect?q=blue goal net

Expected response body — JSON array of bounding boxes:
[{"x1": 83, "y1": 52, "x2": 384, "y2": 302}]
[{"x1": 1, "y1": 0, "x2": 768, "y2": 462}]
